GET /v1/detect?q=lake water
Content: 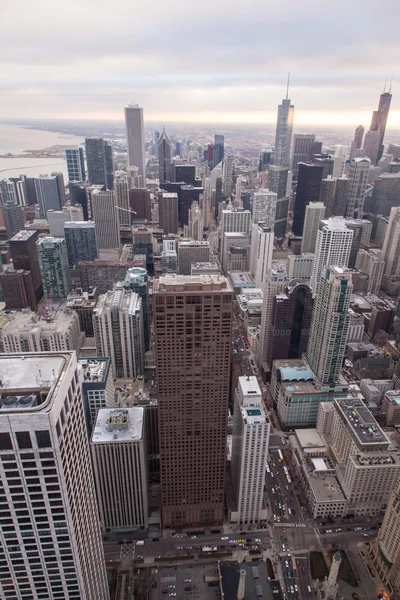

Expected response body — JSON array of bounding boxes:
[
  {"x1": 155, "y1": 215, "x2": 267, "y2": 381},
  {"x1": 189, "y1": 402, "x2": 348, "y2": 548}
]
[{"x1": 0, "y1": 124, "x2": 84, "y2": 180}]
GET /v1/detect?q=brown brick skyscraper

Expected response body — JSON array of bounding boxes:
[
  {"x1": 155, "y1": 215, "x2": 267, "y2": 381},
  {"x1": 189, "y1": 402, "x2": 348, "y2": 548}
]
[{"x1": 154, "y1": 274, "x2": 233, "y2": 528}]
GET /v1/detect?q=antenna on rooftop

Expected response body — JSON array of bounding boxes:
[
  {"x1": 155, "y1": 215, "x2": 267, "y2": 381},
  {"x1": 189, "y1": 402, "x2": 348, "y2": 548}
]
[
  {"x1": 384, "y1": 77, "x2": 387, "y2": 93},
  {"x1": 389, "y1": 76, "x2": 393, "y2": 94},
  {"x1": 286, "y1": 73, "x2": 290, "y2": 100}
]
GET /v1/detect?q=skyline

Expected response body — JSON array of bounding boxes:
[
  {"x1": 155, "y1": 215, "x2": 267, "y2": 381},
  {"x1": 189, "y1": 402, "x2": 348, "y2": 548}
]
[{"x1": 2, "y1": 0, "x2": 400, "y2": 127}]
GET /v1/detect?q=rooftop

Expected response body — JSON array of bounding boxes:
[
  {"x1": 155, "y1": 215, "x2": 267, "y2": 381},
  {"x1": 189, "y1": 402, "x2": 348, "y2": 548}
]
[
  {"x1": 64, "y1": 221, "x2": 96, "y2": 229},
  {"x1": 277, "y1": 361, "x2": 314, "y2": 382},
  {"x1": 10, "y1": 230, "x2": 36, "y2": 242},
  {"x1": 178, "y1": 240, "x2": 210, "y2": 247},
  {"x1": 335, "y1": 398, "x2": 389, "y2": 446},
  {"x1": 307, "y1": 470, "x2": 347, "y2": 504},
  {"x1": 295, "y1": 429, "x2": 326, "y2": 450},
  {"x1": 228, "y1": 271, "x2": 255, "y2": 286},
  {"x1": 239, "y1": 375, "x2": 261, "y2": 398},
  {"x1": 78, "y1": 358, "x2": 110, "y2": 383},
  {"x1": 155, "y1": 273, "x2": 231, "y2": 292},
  {"x1": 92, "y1": 408, "x2": 144, "y2": 443}
]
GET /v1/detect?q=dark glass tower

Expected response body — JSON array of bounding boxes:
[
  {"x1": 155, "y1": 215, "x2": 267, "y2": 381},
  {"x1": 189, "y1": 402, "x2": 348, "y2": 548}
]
[
  {"x1": 292, "y1": 163, "x2": 323, "y2": 236},
  {"x1": 369, "y1": 91, "x2": 392, "y2": 163},
  {"x1": 85, "y1": 138, "x2": 114, "y2": 190}
]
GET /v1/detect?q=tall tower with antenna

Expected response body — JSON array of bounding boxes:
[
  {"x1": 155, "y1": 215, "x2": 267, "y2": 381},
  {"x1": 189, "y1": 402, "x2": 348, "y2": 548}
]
[
  {"x1": 367, "y1": 85, "x2": 392, "y2": 163},
  {"x1": 273, "y1": 74, "x2": 295, "y2": 168}
]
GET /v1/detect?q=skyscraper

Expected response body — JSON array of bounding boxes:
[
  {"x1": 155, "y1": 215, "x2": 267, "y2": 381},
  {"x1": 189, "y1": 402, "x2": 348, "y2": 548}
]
[
  {"x1": 10, "y1": 229, "x2": 43, "y2": 304},
  {"x1": 354, "y1": 125, "x2": 365, "y2": 149},
  {"x1": 257, "y1": 262, "x2": 288, "y2": 368},
  {"x1": 65, "y1": 147, "x2": 85, "y2": 182},
  {"x1": 249, "y1": 223, "x2": 274, "y2": 288},
  {"x1": 221, "y1": 208, "x2": 251, "y2": 237},
  {"x1": 47, "y1": 205, "x2": 84, "y2": 237},
  {"x1": 345, "y1": 157, "x2": 370, "y2": 218},
  {"x1": 124, "y1": 267, "x2": 151, "y2": 352},
  {"x1": 186, "y1": 201, "x2": 204, "y2": 240},
  {"x1": 89, "y1": 189, "x2": 120, "y2": 250},
  {"x1": 104, "y1": 142, "x2": 114, "y2": 190},
  {"x1": 231, "y1": 377, "x2": 270, "y2": 525},
  {"x1": 124, "y1": 104, "x2": 146, "y2": 185},
  {"x1": 0, "y1": 352, "x2": 109, "y2": 600},
  {"x1": 292, "y1": 163, "x2": 323, "y2": 236},
  {"x1": 51, "y1": 171, "x2": 67, "y2": 206},
  {"x1": 159, "y1": 192, "x2": 179, "y2": 235},
  {"x1": 382, "y1": 206, "x2": 400, "y2": 279},
  {"x1": 306, "y1": 266, "x2": 352, "y2": 385},
  {"x1": 291, "y1": 133, "x2": 316, "y2": 180},
  {"x1": 222, "y1": 154, "x2": 234, "y2": 196},
  {"x1": 213, "y1": 134, "x2": 225, "y2": 167},
  {"x1": 34, "y1": 175, "x2": 62, "y2": 218},
  {"x1": 93, "y1": 282, "x2": 144, "y2": 379},
  {"x1": 154, "y1": 274, "x2": 233, "y2": 528},
  {"x1": 158, "y1": 128, "x2": 172, "y2": 183},
  {"x1": 319, "y1": 176, "x2": 350, "y2": 218},
  {"x1": 64, "y1": 221, "x2": 98, "y2": 266},
  {"x1": 114, "y1": 176, "x2": 130, "y2": 226},
  {"x1": 1, "y1": 201, "x2": 24, "y2": 239},
  {"x1": 37, "y1": 236, "x2": 71, "y2": 299},
  {"x1": 310, "y1": 217, "x2": 353, "y2": 294},
  {"x1": 178, "y1": 240, "x2": 211, "y2": 275},
  {"x1": 301, "y1": 201, "x2": 326, "y2": 254},
  {"x1": 268, "y1": 165, "x2": 289, "y2": 199},
  {"x1": 252, "y1": 189, "x2": 277, "y2": 227},
  {"x1": 85, "y1": 138, "x2": 113, "y2": 189},
  {"x1": 369, "y1": 90, "x2": 392, "y2": 164},
  {"x1": 273, "y1": 89, "x2": 295, "y2": 168}
]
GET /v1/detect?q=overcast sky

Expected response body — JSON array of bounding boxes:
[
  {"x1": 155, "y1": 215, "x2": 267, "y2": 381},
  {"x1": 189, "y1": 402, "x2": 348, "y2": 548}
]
[{"x1": 2, "y1": 0, "x2": 399, "y2": 127}]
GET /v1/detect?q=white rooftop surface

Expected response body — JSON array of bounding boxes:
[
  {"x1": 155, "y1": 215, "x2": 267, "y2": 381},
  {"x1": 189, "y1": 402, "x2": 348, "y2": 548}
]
[
  {"x1": 0, "y1": 355, "x2": 64, "y2": 390},
  {"x1": 295, "y1": 428, "x2": 326, "y2": 449},
  {"x1": 239, "y1": 376, "x2": 261, "y2": 397},
  {"x1": 312, "y1": 458, "x2": 329, "y2": 471},
  {"x1": 92, "y1": 407, "x2": 144, "y2": 443}
]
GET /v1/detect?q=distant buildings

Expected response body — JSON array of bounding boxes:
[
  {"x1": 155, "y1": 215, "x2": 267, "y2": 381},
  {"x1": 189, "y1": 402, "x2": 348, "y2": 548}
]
[
  {"x1": 252, "y1": 189, "x2": 277, "y2": 227},
  {"x1": 47, "y1": 205, "x2": 84, "y2": 237},
  {"x1": 158, "y1": 128, "x2": 172, "y2": 183},
  {"x1": 273, "y1": 94, "x2": 295, "y2": 168},
  {"x1": 9, "y1": 230, "x2": 43, "y2": 305},
  {"x1": 159, "y1": 192, "x2": 179, "y2": 235},
  {"x1": 301, "y1": 202, "x2": 326, "y2": 254},
  {"x1": 291, "y1": 133, "x2": 316, "y2": 180},
  {"x1": 345, "y1": 157, "x2": 370, "y2": 218},
  {"x1": 85, "y1": 138, "x2": 114, "y2": 189},
  {"x1": 124, "y1": 104, "x2": 146, "y2": 185},
  {"x1": 249, "y1": 223, "x2": 274, "y2": 288}
]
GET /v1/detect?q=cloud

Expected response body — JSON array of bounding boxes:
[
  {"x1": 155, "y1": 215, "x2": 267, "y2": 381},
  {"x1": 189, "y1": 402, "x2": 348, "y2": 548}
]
[{"x1": 1, "y1": 0, "x2": 399, "y2": 125}]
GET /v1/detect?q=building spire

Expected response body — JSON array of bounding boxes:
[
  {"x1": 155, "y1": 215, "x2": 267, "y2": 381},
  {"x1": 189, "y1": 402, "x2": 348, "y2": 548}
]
[
  {"x1": 384, "y1": 77, "x2": 387, "y2": 93},
  {"x1": 286, "y1": 72, "x2": 290, "y2": 100},
  {"x1": 389, "y1": 76, "x2": 393, "y2": 94}
]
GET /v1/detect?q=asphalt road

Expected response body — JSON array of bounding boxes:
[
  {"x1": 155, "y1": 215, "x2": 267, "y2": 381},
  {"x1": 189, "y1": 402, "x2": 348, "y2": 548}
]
[
  {"x1": 265, "y1": 449, "x2": 302, "y2": 526},
  {"x1": 295, "y1": 555, "x2": 313, "y2": 600}
]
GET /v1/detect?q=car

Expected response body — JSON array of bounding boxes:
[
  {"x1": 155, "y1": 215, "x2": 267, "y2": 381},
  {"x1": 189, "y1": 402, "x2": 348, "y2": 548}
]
[
  {"x1": 294, "y1": 584, "x2": 298, "y2": 591},
  {"x1": 354, "y1": 527, "x2": 362, "y2": 531},
  {"x1": 168, "y1": 594, "x2": 176, "y2": 598},
  {"x1": 290, "y1": 585, "x2": 294, "y2": 593},
  {"x1": 255, "y1": 538, "x2": 261, "y2": 543},
  {"x1": 240, "y1": 531, "x2": 246, "y2": 535},
  {"x1": 221, "y1": 536, "x2": 228, "y2": 540},
  {"x1": 285, "y1": 561, "x2": 289, "y2": 568},
  {"x1": 184, "y1": 587, "x2": 192, "y2": 591},
  {"x1": 301, "y1": 566, "x2": 305, "y2": 573},
  {"x1": 326, "y1": 529, "x2": 332, "y2": 533},
  {"x1": 152, "y1": 538, "x2": 160, "y2": 542},
  {"x1": 229, "y1": 539, "x2": 235, "y2": 544},
  {"x1": 363, "y1": 533, "x2": 369, "y2": 537},
  {"x1": 191, "y1": 535, "x2": 197, "y2": 539},
  {"x1": 308, "y1": 586, "x2": 312, "y2": 592},
  {"x1": 237, "y1": 539, "x2": 245, "y2": 543},
  {"x1": 246, "y1": 538, "x2": 253, "y2": 543},
  {"x1": 277, "y1": 516, "x2": 281, "y2": 522},
  {"x1": 162, "y1": 591, "x2": 168, "y2": 595},
  {"x1": 184, "y1": 578, "x2": 191, "y2": 583},
  {"x1": 167, "y1": 585, "x2": 175, "y2": 589},
  {"x1": 336, "y1": 528, "x2": 342, "y2": 532}
]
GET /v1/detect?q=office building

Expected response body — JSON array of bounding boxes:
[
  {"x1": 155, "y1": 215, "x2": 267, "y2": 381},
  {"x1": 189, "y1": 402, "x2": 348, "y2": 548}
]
[
  {"x1": 34, "y1": 175, "x2": 62, "y2": 218},
  {"x1": 287, "y1": 253, "x2": 314, "y2": 279},
  {"x1": 293, "y1": 163, "x2": 323, "y2": 236},
  {"x1": 89, "y1": 189, "x2": 120, "y2": 250},
  {"x1": 158, "y1": 128, "x2": 172, "y2": 183},
  {"x1": 93, "y1": 282, "x2": 144, "y2": 379},
  {"x1": 0, "y1": 178, "x2": 17, "y2": 204},
  {"x1": 382, "y1": 206, "x2": 400, "y2": 278},
  {"x1": 85, "y1": 138, "x2": 113, "y2": 189},
  {"x1": 114, "y1": 176, "x2": 130, "y2": 226},
  {"x1": 291, "y1": 133, "x2": 316, "y2": 180},
  {"x1": 332, "y1": 145, "x2": 347, "y2": 178},
  {"x1": 154, "y1": 274, "x2": 233, "y2": 528},
  {"x1": 222, "y1": 232, "x2": 248, "y2": 274},
  {"x1": 301, "y1": 201, "x2": 326, "y2": 253},
  {"x1": 0, "y1": 353, "x2": 109, "y2": 600},
  {"x1": 310, "y1": 217, "x2": 353, "y2": 294},
  {"x1": 364, "y1": 131, "x2": 382, "y2": 166},
  {"x1": 64, "y1": 221, "x2": 98, "y2": 266},
  {"x1": 178, "y1": 240, "x2": 210, "y2": 275},
  {"x1": 78, "y1": 357, "x2": 115, "y2": 432},
  {"x1": 221, "y1": 208, "x2": 251, "y2": 237},
  {"x1": 354, "y1": 125, "x2": 365, "y2": 150},
  {"x1": 252, "y1": 189, "x2": 277, "y2": 227},
  {"x1": 174, "y1": 164, "x2": 196, "y2": 186},
  {"x1": 0, "y1": 266, "x2": 37, "y2": 310},
  {"x1": 363, "y1": 174, "x2": 400, "y2": 234},
  {"x1": 213, "y1": 134, "x2": 224, "y2": 167},
  {"x1": 231, "y1": 377, "x2": 269, "y2": 524},
  {"x1": 123, "y1": 267, "x2": 151, "y2": 352},
  {"x1": 273, "y1": 94, "x2": 295, "y2": 168},
  {"x1": 222, "y1": 154, "x2": 234, "y2": 196},
  {"x1": 68, "y1": 181, "x2": 89, "y2": 220},
  {"x1": 313, "y1": 154, "x2": 334, "y2": 179},
  {"x1": 161, "y1": 239, "x2": 178, "y2": 273},
  {"x1": 47, "y1": 205, "x2": 84, "y2": 236},
  {"x1": 129, "y1": 187, "x2": 151, "y2": 221},
  {"x1": 320, "y1": 176, "x2": 350, "y2": 218},
  {"x1": 355, "y1": 249, "x2": 385, "y2": 294},
  {"x1": 124, "y1": 104, "x2": 146, "y2": 185},
  {"x1": 268, "y1": 165, "x2": 288, "y2": 199},
  {"x1": 257, "y1": 262, "x2": 288, "y2": 369},
  {"x1": 37, "y1": 236, "x2": 71, "y2": 299},
  {"x1": 159, "y1": 192, "x2": 179, "y2": 235},
  {"x1": 65, "y1": 146, "x2": 85, "y2": 182},
  {"x1": 1, "y1": 201, "x2": 24, "y2": 239},
  {"x1": 186, "y1": 201, "x2": 204, "y2": 240},
  {"x1": 66, "y1": 288, "x2": 98, "y2": 337},
  {"x1": 249, "y1": 223, "x2": 274, "y2": 288},
  {"x1": 368, "y1": 90, "x2": 392, "y2": 164},
  {"x1": 267, "y1": 279, "x2": 313, "y2": 367},
  {"x1": 307, "y1": 266, "x2": 352, "y2": 385},
  {"x1": 274, "y1": 196, "x2": 289, "y2": 239},
  {"x1": 345, "y1": 157, "x2": 371, "y2": 218},
  {"x1": 10, "y1": 229, "x2": 43, "y2": 303},
  {"x1": 344, "y1": 218, "x2": 372, "y2": 267},
  {"x1": 91, "y1": 408, "x2": 148, "y2": 531}
]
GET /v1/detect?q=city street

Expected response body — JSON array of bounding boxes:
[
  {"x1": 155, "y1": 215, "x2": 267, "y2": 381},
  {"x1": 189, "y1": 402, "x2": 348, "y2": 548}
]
[{"x1": 265, "y1": 449, "x2": 303, "y2": 525}]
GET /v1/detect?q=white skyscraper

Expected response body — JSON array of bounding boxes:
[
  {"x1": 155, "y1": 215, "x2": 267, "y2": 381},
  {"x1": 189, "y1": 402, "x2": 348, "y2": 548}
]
[
  {"x1": 124, "y1": 104, "x2": 146, "y2": 185},
  {"x1": 257, "y1": 262, "x2": 288, "y2": 367},
  {"x1": 307, "y1": 266, "x2": 352, "y2": 385},
  {"x1": 93, "y1": 282, "x2": 144, "y2": 379},
  {"x1": 310, "y1": 217, "x2": 353, "y2": 294},
  {"x1": 47, "y1": 205, "x2": 84, "y2": 237},
  {"x1": 222, "y1": 154, "x2": 234, "y2": 196},
  {"x1": 252, "y1": 189, "x2": 278, "y2": 227},
  {"x1": 91, "y1": 408, "x2": 148, "y2": 532},
  {"x1": 382, "y1": 206, "x2": 400, "y2": 278},
  {"x1": 0, "y1": 352, "x2": 109, "y2": 600},
  {"x1": 345, "y1": 157, "x2": 371, "y2": 218},
  {"x1": 301, "y1": 201, "x2": 326, "y2": 254},
  {"x1": 332, "y1": 145, "x2": 347, "y2": 178},
  {"x1": 89, "y1": 188, "x2": 120, "y2": 250},
  {"x1": 273, "y1": 93, "x2": 295, "y2": 168},
  {"x1": 220, "y1": 208, "x2": 251, "y2": 237},
  {"x1": 231, "y1": 376, "x2": 270, "y2": 524},
  {"x1": 114, "y1": 175, "x2": 131, "y2": 226},
  {"x1": 249, "y1": 223, "x2": 274, "y2": 288}
]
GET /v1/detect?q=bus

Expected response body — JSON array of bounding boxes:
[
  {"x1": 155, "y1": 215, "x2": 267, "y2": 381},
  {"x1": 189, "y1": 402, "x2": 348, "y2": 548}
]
[
  {"x1": 277, "y1": 450, "x2": 283, "y2": 462},
  {"x1": 283, "y1": 466, "x2": 291, "y2": 483}
]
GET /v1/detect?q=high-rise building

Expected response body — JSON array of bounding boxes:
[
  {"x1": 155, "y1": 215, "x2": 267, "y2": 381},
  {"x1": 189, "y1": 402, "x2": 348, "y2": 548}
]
[
  {"x1": 67, "y1": 289, "x2": 98, "y2": 338},
  {"x1": 158, "y1": 128, "x2": 172, "y2": 183},
  {"x1": 0, "y1": 352, "x2": 109, "y2": 600},
  {"x1": 231, "y1": 377, "x2": 270, "y2": 524},
  {"x1": 186, "y1": 201, "x2": 204, "y2": 240},
  {"x1": 51, "y1": 171, "x2": 67, "y2": 206},
  {"x1": 343, "y1": 218, "x2": 372, "y2": 267},
  {"x1": 313, "y1": 155, "x2": 334, "y2": 180},
  {"x1": 213, "y1": 134, "x2": 225, "y2": 167},
  {"x1": 292, "y1": 163, "x2": 323, "y2": 236},
  {"x1": 124, "y1": 104, "x2": 146, "y2": 185},
  {"x1": 123, "y1": 267, "x2": 151, "y2": 352},
  {"x1": 114, "y1": 176, "x2": 130, "y2": 226},
  {"x1": 301, "y1": 201, "x2": 326, "y2": 253},
  {"x1": 91, "y1": 408, "x2": 148, "y2": 531},
  {"x1": 310, "y1": 217, "x2": 353, "y2": 293},
  {"x1": 89, "y1": 189, "x2": 120, "y2": 250},
  {"x1": 267, "y1": 279, "x2": 313, "y2": 368},
  {"x1": 65, "y1": 147, "x2": 85, "y2": 182},
  {"x1": 159, "y1": 192, "x2": 179, "y2": 235},
  {"x1": 178, "y1": 240, "x2": 210, "y2": 275},
  {"x1": 34, "y1": 175, "x2": 62, "y2": 218},
  {"x1": 257, "y1": 262, "x2": 288, "y2": 368},
  {"x1": 221, "y1": 208, "x2": 251, "y2": 237},
  {"x1": 319, "y1": 176, "x2": 350, "y2": 218},
  {"x1": 287, "y1": 253, "x2": 315, "y2": 279},
  {"x1": 37, "y1": 236, "x2": 71, "y2": 299},
  {"x1": 368, "y1": 91, "x2": 392, "y2": 164},
  {"x1": 291, "y1": 133, "x2": 316, "y2": 180},
  {"x1": 129, "y1": 187, "x2": 152, "y2": 221},
  {"x1": 222, "y1": 154, "x2": 234, "y2": 196},
  {"x1": 363, "y1": 174, "x2": 400, "y2": 234},
  {"x1": 93, "y1": 282, "x2": 144, "y2": 379},
  {"x1": 355, "y1": 248, "x2": 385, "y2": 294},
  {"x1": 69, "y1": 181, "x2": 89, "y2": 220},
  {"x1": 10, "y1": 229, "x2": 43, "y2": 303},
  {"x1": 364, "y1": 131, "x2": 382, "y2": 166},
  {"x1": 64, "y1": 221, "x2": 98, "y2": 266},
  {"x1": 85, "y1": 138, "x2": 113, "y2": 189},
  {"x1": 221, "y1": 232, "x2": 249, "y2": 274},
  {"x1": 154, "y1": 274, "x2": 233, "y2": 528},
  {"x1": 78, "y1": 357, "x2": 115, "y2": 432},
  {"x1": 249, "y1": 223, "x2": 274, "y2": 288},
  {"x1": 382, "y1": 206, "x2": 400, "y2": 279},
  {"x1": 354, "y1": 125, "x2": 365, "y2": 149},
  {"x1": 332, "y1": 145, "x2": 347, "y2": 178},
  {"x1": 47, "y1": 205, "x2": 84, "y2": 236},
  {"x1": 0, "y1": 266, "x2": 38, "y2": 310},
  {"x1": 252, "y1": 189, "x2": 277, "y2": 227},
  {"x1": 307, "y1": 266, "x2": 352, "y2": 385},
  {"x1": 345, "y1": 157, "x2": 371, "y2": 218},
  {"x1": 268, "y1": 165, "x2": 288, "y2": 199},
  {"x1": 273, "y1": 94, "x2": 295, "y2": 168},
  {"x1": 1, "y1": 201, "x2": 24, "y2": 239}
]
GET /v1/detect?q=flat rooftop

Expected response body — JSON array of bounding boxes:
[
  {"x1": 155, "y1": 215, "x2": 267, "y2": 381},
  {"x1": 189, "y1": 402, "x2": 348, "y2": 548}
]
[
  {"x1": 239, "y1": 375, "x2": 261, "y2": 397},
  {"x1": 308, "y1": 471, "x2": 347, "y2": 504},
  {"x1": 92, "y1": 407, "x2": 144, "y2": 443},
  {"x1": 276, "y1": 361, "x2": 314, "y2": 382},
  {"x1": 155, "y1": 273, "x2": 231, "y2": 292},
  {"x1": 295, "y1": 429, "x2": 326, "y2": 450},
  {"x1": 335, "y1": 398, "x2": 389, "y2": 446},
  {"x1": 78, "y1": 358, "x2": 110, "y2": 383},
  {"x1": 228, "y1": 271, "x2": 255, "y2": 285}
]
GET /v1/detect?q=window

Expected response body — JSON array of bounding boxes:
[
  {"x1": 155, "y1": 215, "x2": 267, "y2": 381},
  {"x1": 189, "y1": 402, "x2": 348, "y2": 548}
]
[
  {"x1": 35, "y1": 431, "x2": 51, "y2": 449},
  {"x1": 0, "y1": 433, "x2": 12, "y2": 450},
  {"x1": 16, "y1": 432, "x2": 32, "y2": 449}
]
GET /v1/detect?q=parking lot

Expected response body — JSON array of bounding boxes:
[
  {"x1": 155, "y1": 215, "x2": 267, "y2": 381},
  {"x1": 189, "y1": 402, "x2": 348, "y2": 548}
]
[{"x1": 150, "y1": 565, "x2": 221, "y2": 600}]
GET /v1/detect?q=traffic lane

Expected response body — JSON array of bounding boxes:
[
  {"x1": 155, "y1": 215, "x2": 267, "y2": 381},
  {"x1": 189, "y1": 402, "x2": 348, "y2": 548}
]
[
  {"x1": 266, "y1": 462, "x2": 299, "y2": 522},
  {"x1": 280, "y1": 555, "x2": 299, "y2": 600},
  {"x1": 295, "y1": 557, "x2": 314, "y2": 600},
  {"x1": 269, "y1": 452, "x2": 303, "y2": 521}
]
